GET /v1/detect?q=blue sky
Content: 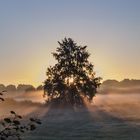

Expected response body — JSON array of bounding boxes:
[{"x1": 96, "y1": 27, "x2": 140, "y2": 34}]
[{"x1": 0, "y1": 0, "x2": 140, "y2": 86}]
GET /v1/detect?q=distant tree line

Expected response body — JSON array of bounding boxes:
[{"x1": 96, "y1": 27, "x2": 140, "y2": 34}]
[
  {"x1": 0, "y1": 79, "x2": 139, "y2": 93},
  {"x1": 0, "y1": 84, "x2": 43, "y2": 92},
  {"x1": 102, "y1": 79, "x2": 140, "y2": 87}
]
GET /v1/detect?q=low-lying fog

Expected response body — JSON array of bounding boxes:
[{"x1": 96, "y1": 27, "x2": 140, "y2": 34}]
[
  {"x1": 1, "y1": 87, "x2": 140, "y2": 139},
  {"x1": 0, "y1": 88, "x2": 140, "y2": 121}
]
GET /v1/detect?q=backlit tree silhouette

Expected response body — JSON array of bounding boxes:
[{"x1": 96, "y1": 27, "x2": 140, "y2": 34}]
[{"x1": 44, "y1": 38, "x2": 101, "y2": 106}]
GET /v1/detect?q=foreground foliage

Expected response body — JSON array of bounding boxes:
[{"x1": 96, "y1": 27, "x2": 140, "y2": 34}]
[
  {"x1": 0, "y1": 91, "x2": 41, "y2": 140},
  {"x1": 0, "y1": 111, "x2": 41, "y2": 140}
]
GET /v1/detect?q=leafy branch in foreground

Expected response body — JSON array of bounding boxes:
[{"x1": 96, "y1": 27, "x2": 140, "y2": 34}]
[
  {"x1": 0, "y1": 90, "x2": 6, "y2": 102},
  {"x1": 0, "y1": 91, "x2": 41, "y2": 140},
  {"x1": 0, "y1": 111, "x2": 41, "y2": 140}
]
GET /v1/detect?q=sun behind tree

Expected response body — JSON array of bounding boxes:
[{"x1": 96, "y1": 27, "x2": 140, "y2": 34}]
[{"x1": 44, "y1": 38, "x2": 101, "y2": 106}]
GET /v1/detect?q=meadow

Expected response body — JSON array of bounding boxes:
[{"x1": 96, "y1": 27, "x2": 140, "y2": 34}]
[{"x1": 0, "y1": 87, "x2": 140, "y2": 140}]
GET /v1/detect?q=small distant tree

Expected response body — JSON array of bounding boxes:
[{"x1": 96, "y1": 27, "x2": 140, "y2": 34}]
[
  {"x1": 44, "y1": 38, "x2": 101, "y2": 106},
  {"x1": 0, "y1": 85, "x2": 6, "y2": 91},
  {"x1": 6, "y1": 85, "x2": 16, "y2": 92},
  {"x1": 17, "y1": 84, "x2": 35, "y2": 92},
  {"x1": 36, "y1": 85, "x2": 43, "y2": 91},
  {"x1": 25, "y1": 86, "x2": 36, "y2": 93}
]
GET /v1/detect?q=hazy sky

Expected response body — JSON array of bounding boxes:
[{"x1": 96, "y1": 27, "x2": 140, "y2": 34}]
[{"x1": 0, "y1": 0, "x2": 140, "y2": 86}]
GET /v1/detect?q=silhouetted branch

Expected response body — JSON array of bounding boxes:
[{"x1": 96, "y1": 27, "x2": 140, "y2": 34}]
[{"x1": 0, "y1": 91, "x2": 41, "y2": 140}]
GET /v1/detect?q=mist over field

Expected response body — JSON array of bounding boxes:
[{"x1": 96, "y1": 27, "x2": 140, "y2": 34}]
[
  {"x1": 0, "y1": 84, "x2": 140, "y2": 139},
  {"x1": 1, "y1": 89, "x2": 140, "y2": 119},
  {"x1": 0, "y1": 81, "x2": 140, "y2": 118}
]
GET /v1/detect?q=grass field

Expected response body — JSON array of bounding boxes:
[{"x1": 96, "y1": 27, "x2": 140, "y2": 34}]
[{"x1": 1, "y1": 92, "x2": 140, "y2": 140}]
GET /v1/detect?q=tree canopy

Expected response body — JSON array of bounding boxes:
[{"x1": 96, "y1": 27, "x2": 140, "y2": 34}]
[{"x1": 44, "y1": 38, "x2": 101, "y2": 106}]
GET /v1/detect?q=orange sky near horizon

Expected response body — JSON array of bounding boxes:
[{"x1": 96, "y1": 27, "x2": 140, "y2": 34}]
[{"x1": 0, "y1": 0, "x2": 140, "y2": 87}]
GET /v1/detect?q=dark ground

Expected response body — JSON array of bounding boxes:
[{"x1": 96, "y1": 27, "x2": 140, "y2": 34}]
[{"x1": 23, "y1": 104, "x2": 140, "y2": 140}]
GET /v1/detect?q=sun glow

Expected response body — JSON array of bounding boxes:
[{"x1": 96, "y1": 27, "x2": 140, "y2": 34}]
[
  {"x1": 69, "y1": 77, "x2": 74, "y2": 84},
  {"x1": 65, "y1": 77, "x2": 74, "y2": 85}
]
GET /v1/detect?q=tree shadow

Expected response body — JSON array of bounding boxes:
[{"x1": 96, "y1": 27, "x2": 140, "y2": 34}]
[{"x1": 23, "y1": 101, "x2": 140, "y2": 140}]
